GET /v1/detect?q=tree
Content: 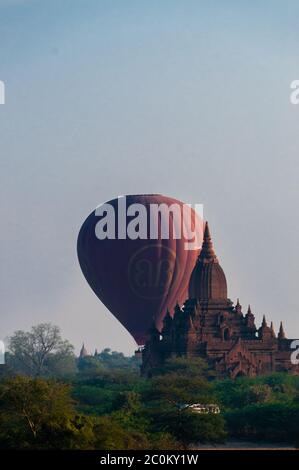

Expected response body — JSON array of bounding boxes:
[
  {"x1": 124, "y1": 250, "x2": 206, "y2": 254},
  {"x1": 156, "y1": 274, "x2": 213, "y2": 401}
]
[
  {"x1": 225, "y1": 403, "x2": 299, "y2": 442},
  {"x1": 77, "y1": 356, "x2": 106, "y2": 376},
  {"x1": 154, "y1": 409, "x2": 227, "y2": 448},
  {"x1": 142, "y1": 358, "x2": 227, "y2": 447},
  {"x1": 247, "y1": 384, "x2": 272, "y2": 404},
  {"x1": 150, "y1": 357, "x2": 216, "y2": 380},
  {"x1": 93, "y1": 416, "x2": 150, "y2": 450},
  {"x1": 0, "y1": 376, "x2": 94, "y2": 449},
  {"x1": 112, "y1": 391, "x2": 150, "y2": 435},
  {"x1": 143, "y1": 357, "x2": 216, "y2": 407},
  {"x1": 144, "y1": 373, "x2": 213, "y2": 405},
  {"x1": 8, "y1": 323, "x2": 75, "y2": 376}
]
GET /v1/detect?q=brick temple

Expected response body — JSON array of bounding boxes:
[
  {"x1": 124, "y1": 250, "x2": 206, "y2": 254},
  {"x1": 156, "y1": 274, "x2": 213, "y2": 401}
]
[{"x1": 141, "y1": 222, "x2": 299, "y2": 378}]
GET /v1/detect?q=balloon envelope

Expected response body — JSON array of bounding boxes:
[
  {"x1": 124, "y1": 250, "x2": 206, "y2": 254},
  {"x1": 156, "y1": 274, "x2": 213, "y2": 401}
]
[{"x1": 77, "y1": 194, "x2": 203, "y2": 345}]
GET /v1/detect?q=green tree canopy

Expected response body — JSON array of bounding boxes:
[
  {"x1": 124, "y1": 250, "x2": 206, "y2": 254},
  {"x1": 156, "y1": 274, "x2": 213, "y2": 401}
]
[
  {"x1": 0, "y1": 376, "x2": 93, "y2": 449},
  {"x1": 7, "y1": 323, "x2": 76, "y2": 377}
]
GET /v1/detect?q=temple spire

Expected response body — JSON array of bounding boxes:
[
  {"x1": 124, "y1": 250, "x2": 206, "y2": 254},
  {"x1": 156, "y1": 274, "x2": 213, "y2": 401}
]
[
  {"x1": 262, "y1": 315, "x2": 267, "y2": 328},
  {"x1": 79, "y1": 343, "x2": 88, "y2": 358},
  {"x1": 278, "y1": 322, "x2": 286, "y2": 340},
  {"x1": 245, "y1": 304, "x2": 256, "y2": 328},
  {"x1": 199, "y1": 221, "x2": 217, "y2": 262},
  {"x1": 270, "y1": 322, "x2": 276, "y2": 338},
  {"x1": 189, "y1": 221, "x2": 227, "y2": 299},
  {"x1": 235, "y1": 298, "x2": 242, "y2": 314}
]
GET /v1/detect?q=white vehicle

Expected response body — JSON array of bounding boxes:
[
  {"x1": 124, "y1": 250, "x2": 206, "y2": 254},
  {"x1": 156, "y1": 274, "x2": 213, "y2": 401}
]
[{"x1": 179, "y1": 403, "x2": 220, "y2": 414}]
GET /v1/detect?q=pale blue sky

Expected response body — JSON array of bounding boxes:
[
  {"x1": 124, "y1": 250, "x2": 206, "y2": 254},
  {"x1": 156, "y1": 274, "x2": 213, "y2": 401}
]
[{"x1": 1, "y1": 1, "x2": 299, "y2": 354}]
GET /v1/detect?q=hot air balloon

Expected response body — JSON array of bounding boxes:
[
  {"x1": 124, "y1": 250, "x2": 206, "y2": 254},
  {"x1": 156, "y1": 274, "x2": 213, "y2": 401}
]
[{"x1": 77, "y1": 194, "x2": 203, "y2": 345}]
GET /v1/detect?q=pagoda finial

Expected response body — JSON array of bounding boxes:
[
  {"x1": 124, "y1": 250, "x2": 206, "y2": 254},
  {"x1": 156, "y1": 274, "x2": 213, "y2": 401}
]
[
  {"x1": 262, "y1": 315, "x2": 267, "y2": 327},
  {"x1": 204, "y1": 220, "x2": 211, "y2": 239},
  {"x1": 270, "y1": 322, "x2": 276, "y2": 338},
  {"x1": 245, "y1": 304, "x2": 255, "y2": 328},
  {"x1": 79, "y1": 342, "x2": 88, "y2": 358},
  {"x1": 235, "y1": 298, "x2": 242, "y2": 314},
  {"x1": 278, "y1": 321, "x2": 286, "y2": 340},
  {"x1": 199, "y1": 221, "x2": 217, "y2": 262}
]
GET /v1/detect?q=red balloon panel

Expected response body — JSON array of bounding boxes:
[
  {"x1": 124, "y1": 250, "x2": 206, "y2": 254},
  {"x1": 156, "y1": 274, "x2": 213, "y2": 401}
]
[{"x1": 77, "y1": 194, "x2": 203, "y2": 345}]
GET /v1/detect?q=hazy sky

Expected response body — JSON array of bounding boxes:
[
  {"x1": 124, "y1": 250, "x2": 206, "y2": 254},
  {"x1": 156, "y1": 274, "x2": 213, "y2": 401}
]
[{"x1": 1, "y1": 1, "x2": 299, "y2": 355}]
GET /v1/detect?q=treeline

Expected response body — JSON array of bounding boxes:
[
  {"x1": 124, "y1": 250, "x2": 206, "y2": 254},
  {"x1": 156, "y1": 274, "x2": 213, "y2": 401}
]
[
  {"x1": 1, "y1": 323, "x2": 299, "y2": 449},
  {"x1": 215, "y1": 375, "x2": 299, "y2": 442}
]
